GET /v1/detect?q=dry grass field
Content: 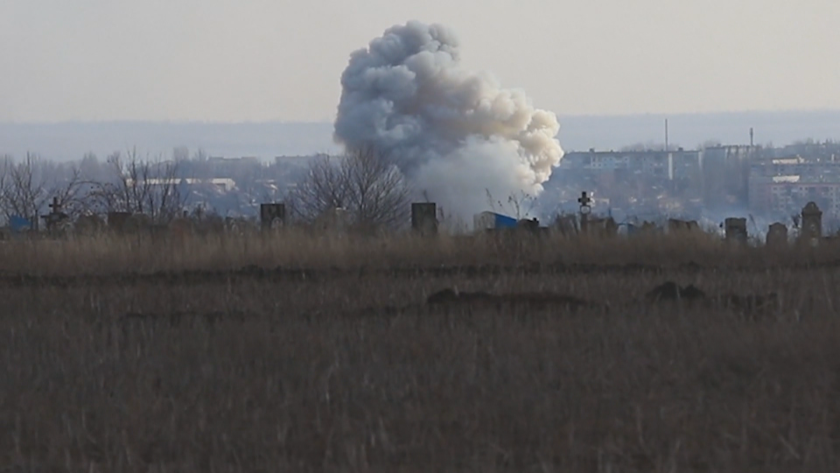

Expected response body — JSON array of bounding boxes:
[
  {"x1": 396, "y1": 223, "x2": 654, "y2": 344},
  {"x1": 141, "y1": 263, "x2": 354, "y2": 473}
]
[{"x1": 2, "y1": 231, "x2": 840, "y2": 472}]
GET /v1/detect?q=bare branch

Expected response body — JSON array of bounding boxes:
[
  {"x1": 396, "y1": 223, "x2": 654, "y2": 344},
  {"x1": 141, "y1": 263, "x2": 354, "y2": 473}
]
[
  {"x1": 85, "y1": 147, "x2": 186, "y2": 223},
  {"x1": 286, "y1": 146, "x2": 410, "y2": 231}
]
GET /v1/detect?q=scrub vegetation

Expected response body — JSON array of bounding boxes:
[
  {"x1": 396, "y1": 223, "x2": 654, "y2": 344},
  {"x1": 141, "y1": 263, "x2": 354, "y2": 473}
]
[{"x1": 2, "y1": 231, "x2": 839, "y2": 472}]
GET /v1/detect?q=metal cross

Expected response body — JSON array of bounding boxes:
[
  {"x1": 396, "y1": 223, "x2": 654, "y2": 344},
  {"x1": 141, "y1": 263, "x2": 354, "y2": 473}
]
[
  {"x1": 578, "y1": 191, "x2": 592, "y2": 215},
  {"x1": 577, "y1": 191, "x2": 592, "y2": 207},
  {"x1": 49, "y1": 197, "x2": 61, "y2": 214}
]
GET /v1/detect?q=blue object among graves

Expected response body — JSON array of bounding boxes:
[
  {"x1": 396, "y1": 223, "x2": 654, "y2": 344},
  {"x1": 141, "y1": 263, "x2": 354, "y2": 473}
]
[
  {"x1": 474, "y1": 211, "x2": 520, "y2": 232},
  {"x1": 9, "y1": 215, "x2": 33, "y2": 233},
  {"x1": 491, "y1": 212, "x2": 517, "y2": 229}
]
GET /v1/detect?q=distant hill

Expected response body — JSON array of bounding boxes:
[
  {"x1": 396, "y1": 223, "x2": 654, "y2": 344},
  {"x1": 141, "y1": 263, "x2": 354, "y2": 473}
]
[
  {"x1": 2, "y1": 110, "x2": 840, "y2": 161},
  {"x1": 558, "y1": 110, "x2": 840, "y2": 151},
  {"x1": 0, "y1": 121, "x2": 340, "y2": 161}
]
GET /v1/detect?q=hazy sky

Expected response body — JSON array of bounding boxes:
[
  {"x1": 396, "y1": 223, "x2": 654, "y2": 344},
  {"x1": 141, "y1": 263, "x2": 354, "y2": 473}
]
[{"x1": 2, "y1": 0, "x2": 838, "y2": 123}]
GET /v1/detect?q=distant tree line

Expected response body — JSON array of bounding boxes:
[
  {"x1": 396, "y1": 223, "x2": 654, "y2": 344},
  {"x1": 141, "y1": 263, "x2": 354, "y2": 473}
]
[
  {"x1": 0, "y1": 145, "x2": 413, "y2": 232},
  {"x1": 0, "y1": 149, "x2": 187, "y2": 229}
]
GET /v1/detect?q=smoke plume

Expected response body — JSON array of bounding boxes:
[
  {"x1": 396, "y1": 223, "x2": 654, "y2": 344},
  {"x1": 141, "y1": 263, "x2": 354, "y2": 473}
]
[{"x1": 334, "y1": 20, "x2": 564, "y2": 223}]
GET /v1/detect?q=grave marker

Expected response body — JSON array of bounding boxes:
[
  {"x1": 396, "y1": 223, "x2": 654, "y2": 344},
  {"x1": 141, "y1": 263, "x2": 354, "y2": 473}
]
[
  {"x1": 260, "y1": 203, "x2": 286, "y2": 230},
  {"x1": 766, "y1": 222, "x2": 788, "y2": 248},
  {"x1": 800, "y1": 201, "x2": 822, "y2": 245},
  {"x1": 578, "y1": 191, "x2": 592, "y2": 233},
  {"x1": 724, "y1": 217, "x2": 748, "y2": 244},
  {"x1": 411, "y1": 202, "x2": 438, "y2": 236}
]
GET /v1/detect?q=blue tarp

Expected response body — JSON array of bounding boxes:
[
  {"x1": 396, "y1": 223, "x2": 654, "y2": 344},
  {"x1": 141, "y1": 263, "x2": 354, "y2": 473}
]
[
  {"x1": 492, "y1": 213, "x2": 518, "y2": 229},
  {"x1": 9, "y1": 215, "x2": 32, "y2": 233}
]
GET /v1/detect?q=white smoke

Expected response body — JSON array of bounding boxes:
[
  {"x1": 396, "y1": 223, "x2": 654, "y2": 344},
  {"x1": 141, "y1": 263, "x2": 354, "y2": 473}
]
[{"x1": 334, "y1": 20, "x2": 564, "y2": 223}]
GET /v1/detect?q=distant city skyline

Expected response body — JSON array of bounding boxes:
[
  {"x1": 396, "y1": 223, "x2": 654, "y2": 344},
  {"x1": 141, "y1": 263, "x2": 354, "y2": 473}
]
[
  {"x1": 3, "y1": 111, "x2": 840, "y2": 162},
  {"x1": 2, "y1": 1, "x2": 839, "y2": 122}
]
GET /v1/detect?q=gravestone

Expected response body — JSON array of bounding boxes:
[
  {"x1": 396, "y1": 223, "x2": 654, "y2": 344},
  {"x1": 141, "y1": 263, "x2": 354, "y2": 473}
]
[
  {"x1": 168, "y1": 217, "x2": 195, "y2": 238},
  {"x1": 124, "y1": 213, "x2": 152, "y2": 234},
  {"x1": 75, "y1": 214, "x2": 105, "y2": 236},
  {"x1": 800, "y1": 201, "x2": 822, "y2": 245},
  {"x1": 640, "y1": 221, "x2": 659, "y2": 235},
  {"x1": 553, "y1": 214, "x2": 579, "y2": 237},
  {"x1": 516, "y1": 217, "x2": 541, "y2": 234},
  {"x1": 411, "y1": 202, "x2": 438, "y2": 236},
  {"x1": 316, "y1": 207, "x2": 349, "y2": 234},
  {"x1": 260, "y1": 203, "x2": 286, "y2": 229},
  {"x1": 766, "y1": 222, "x2": 788, "y2": 248},
  {"x1": 107, "y1": 212, "x2": 132, "y2": 233},
  {"x1": 41, "y1": 196, "x2": 70, "y2": 233},
  {"x1": 724, "y1": 217, "x2": 748, "y2": 244},
  {"x1": 583, "y1": 216, "x2": 618, "y2": 238},
  {"x1": 627, "y1": 221, "x2": 659, "y2": 237},
  {"x1": 667, "y1": 219, "x2": 700, "y2": 234}
]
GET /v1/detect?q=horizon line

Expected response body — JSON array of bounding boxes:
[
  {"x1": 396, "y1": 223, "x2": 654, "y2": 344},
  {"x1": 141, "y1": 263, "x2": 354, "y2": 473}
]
[{"x1": 3, "y1": 108, "x2": 840, "y2": 126}]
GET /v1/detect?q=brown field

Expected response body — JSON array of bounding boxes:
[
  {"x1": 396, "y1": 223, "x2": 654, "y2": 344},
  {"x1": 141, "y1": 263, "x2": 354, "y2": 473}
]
[{"x1": 3, "y1": 231, "x2": 840, "y2": 472}]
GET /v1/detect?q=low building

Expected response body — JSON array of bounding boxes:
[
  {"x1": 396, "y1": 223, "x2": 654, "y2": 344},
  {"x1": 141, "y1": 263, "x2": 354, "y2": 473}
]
[{"x1": 748, "y1": 157, "x2": 840, "y2": 220}]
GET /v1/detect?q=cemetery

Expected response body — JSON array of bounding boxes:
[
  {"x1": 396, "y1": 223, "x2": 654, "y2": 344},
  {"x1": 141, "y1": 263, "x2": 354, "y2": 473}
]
[
  {"x1": 3, "y1": 9, "x2": 838, "y2": 469},
  {"x1": 2, "y1": 191, "x2": 839, "y2": 471},
  {"x1": 1, "y1": 190, "x2": 835, "y2": 253}
]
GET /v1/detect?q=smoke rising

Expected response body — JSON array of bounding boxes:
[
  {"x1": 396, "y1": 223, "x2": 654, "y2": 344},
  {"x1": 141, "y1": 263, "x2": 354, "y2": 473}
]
[{"x1": 334, "y1": 20, "x2": 564, "y2": 224}]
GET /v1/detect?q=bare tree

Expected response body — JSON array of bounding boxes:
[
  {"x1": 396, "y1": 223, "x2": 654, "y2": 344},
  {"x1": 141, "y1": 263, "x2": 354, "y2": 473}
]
[
  {"x1": 49, "y1": 166, "x2": 87, "y2": 217},
  {"x1": 287, "y1": 146, "x2": 410, "y2": 231},
  {"x1": 286, "y1": 153, "x2": 347, "y2": 219},
  {"x1": 485, "y1": 189, "x2": 538, "y2": 220},
  {"x1": 0, "y1": 153, "x2": 86, "y2": 229},
  {"x1": 0, "y1": 153, "x2": 44, "y2": 225},
  {"x1": 88, "y1": 147, "x2": 186, "y2": 223},
  {"x1": 344, "y1": 146, "x2": 411, "y2": 228}
]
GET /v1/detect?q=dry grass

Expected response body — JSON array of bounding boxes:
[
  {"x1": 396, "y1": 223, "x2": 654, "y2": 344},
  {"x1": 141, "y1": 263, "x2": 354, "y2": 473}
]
[
  {"x1": 2, "y1": 231, "x2": 840, "y2": 471},
  {"x1": 1, "y1": 229, "x2": 838, "y2": 275}
]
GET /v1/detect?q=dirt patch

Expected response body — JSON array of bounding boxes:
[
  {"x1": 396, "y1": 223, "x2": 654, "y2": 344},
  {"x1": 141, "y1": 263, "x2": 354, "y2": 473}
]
[
  {"x1": 716, "y1": 293, "x2": 780, "y2": 314},
  {"x1": 6, "y1": 258, "x2": 839, "y2": 289},
  {"x1": 426, "y1": 288, "x2": 596, "y2": 311},
  {"x1": 121, "y1": 310, "x2": 251, "y2": 327},
  {"x1": 645, "y1": 281, "x2": 779, "y2": 317},
  {"x1": 0, "y1": 262, "x2": 715, "y2": 289},
  {"x1": 645, "y1": 281, "x2": 707, "y2": 303}
]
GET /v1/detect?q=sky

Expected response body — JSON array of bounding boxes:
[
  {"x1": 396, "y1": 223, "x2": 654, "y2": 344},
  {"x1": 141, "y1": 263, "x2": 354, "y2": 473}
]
[{"x1": 1, "y1": 0, "x2": 839, "y2": 123}]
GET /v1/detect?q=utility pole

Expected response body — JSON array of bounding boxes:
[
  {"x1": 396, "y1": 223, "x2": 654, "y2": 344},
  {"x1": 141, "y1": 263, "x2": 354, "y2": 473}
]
[{"x1": 750, "y1": 127, "x2": 754, "y2": 147}]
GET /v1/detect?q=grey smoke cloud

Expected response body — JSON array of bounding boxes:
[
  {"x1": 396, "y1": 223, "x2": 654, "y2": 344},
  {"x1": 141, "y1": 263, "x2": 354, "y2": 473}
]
[{"x1": 334, "y1": 20, "x2": 564, "y2": 223}]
